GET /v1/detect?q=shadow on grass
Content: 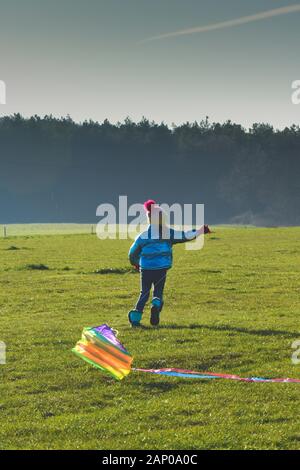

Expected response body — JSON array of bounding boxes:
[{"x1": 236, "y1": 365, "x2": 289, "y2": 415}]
[
  {"x1": 137, "y1": 382, "x2": 178, "y2": 392},
  {"x1": 92, "y1": 267, "x2": 137, "y2": 275},
  {"x1": 24, "y1": 263, "x2": 49, "y2": 271},
  {"x1": 198, "y1": 269, "x2": 222, "y2": 274},
  {"x1": 158, "y1": 323, "x2": 299, "y2": 339},
  {"x1": 131, "y1": 378, "x2": 212, "y2": 393},
  {"x1": 4, "y1": 245, "x2": 30, "y2": 251}
]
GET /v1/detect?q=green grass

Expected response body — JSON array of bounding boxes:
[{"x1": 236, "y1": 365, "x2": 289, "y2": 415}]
[
  {"x1": 0, "y1": 227, "x2": 300, "y2": 450},
  {"x1": 0, "y1": 223, "x2": 97, "y2": 236}
]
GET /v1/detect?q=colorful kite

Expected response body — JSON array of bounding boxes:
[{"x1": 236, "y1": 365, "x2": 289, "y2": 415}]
[
  {"x1": 72, "y1": 324, "x2": 133, "y2": 380},
  {"x1": 72, "y1": 325, "x2": 300, "y2": 383}
]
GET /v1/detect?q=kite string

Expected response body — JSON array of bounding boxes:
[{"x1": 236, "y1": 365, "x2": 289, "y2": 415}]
[{"x1": 132, "y1": 367, "x2": 300, "y2": 383}]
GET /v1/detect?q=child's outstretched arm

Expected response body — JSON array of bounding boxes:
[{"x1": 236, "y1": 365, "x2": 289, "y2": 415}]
[
  {"x1": 128, "y1": 237, "x2": 142, "y2": 267},
  {"x1": 170, "y1": 225, "x2": 211, "y2": 244}
]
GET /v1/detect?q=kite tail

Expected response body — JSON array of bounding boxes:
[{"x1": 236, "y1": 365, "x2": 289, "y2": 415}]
[{"x1": 132, "y1": 368, "x2": 300, "y2": 383}]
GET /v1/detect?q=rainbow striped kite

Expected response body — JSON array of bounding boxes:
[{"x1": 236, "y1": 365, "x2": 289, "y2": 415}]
[
  {"x1": 72, "y1": 325, "x2": 300, "y2": 383},
  {"x1": 72, "y1": 324, "x2": 133, "y2": 380}
]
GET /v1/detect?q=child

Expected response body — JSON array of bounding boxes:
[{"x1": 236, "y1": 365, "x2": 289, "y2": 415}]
[{"x1": 128, "y1": 199, "x2": 210, "y2": 327}]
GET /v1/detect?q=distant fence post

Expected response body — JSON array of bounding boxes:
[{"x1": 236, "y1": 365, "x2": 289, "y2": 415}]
[
  {"x1": 3, "y1": 226, "x2": 7, "y2": 238},
  {"x1": 91, "y1": 225, "x2": 94, "y2": 235}
]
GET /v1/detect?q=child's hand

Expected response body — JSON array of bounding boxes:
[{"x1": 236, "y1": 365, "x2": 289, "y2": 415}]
[
  {"x1": 195, "y1": 225, "x2": 211, "y2": 236},
  {"x1": 134, "y1": 264, "x2": 140, "y2": 271}
]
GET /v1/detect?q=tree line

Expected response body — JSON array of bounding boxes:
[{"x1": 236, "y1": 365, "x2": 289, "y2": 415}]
[{"x1": 0, "y1": 113, "x2": 299, "y2": 225}]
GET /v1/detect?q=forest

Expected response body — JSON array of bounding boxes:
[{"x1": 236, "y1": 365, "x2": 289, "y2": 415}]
[{"x1": 0, "y1": 114, "x2": 299, "y2": 225}]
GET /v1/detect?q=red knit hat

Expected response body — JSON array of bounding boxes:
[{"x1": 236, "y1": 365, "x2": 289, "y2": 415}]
[{"x1": 143, "y1": 199, "x2": 156, "y2": 213}]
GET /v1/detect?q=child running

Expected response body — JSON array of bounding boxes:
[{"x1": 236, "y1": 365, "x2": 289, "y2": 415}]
[{"x1": 128, "y1": 199, "x2": 210, "y2": 327}]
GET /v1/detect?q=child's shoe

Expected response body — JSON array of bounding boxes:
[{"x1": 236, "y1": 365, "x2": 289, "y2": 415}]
[
  {"x1": 150, "y1": 297, "x2": 163, "y2": 326},
  {"x1": 128, "y1": 309, "x2": 143, "y2": 327}
]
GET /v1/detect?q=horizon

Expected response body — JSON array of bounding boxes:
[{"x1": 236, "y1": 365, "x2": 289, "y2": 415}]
[{"x1": 1, "y1": 112, "x2": 299, "y2": 131}]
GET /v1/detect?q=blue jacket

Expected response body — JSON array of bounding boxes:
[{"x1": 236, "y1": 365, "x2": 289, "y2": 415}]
[{"x1": 128, "y1": 225, "x2": 199, "y2": 270}]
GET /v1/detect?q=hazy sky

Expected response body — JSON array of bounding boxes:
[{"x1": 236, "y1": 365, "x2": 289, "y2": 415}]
[{"x1": 0, "y1": 0, "x2": 300, "y2": 128}]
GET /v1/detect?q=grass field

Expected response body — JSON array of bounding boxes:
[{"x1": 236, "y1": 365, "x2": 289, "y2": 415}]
[
  {"x1": 0, "y1": 226, "x2": 300, "y2": 450},
  {"x1": 0, "y1": 224, "x2": 97, "y2": 237}
]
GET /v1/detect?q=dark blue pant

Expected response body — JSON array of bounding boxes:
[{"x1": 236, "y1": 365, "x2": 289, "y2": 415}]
[{"x1": 135, "y1": 269, "x2": 167, "y2": 313}]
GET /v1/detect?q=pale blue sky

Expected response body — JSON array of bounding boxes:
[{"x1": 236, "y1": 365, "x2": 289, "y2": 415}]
[{"x1": 0, "y1": 0, "x2": 299, "y2": 128}]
